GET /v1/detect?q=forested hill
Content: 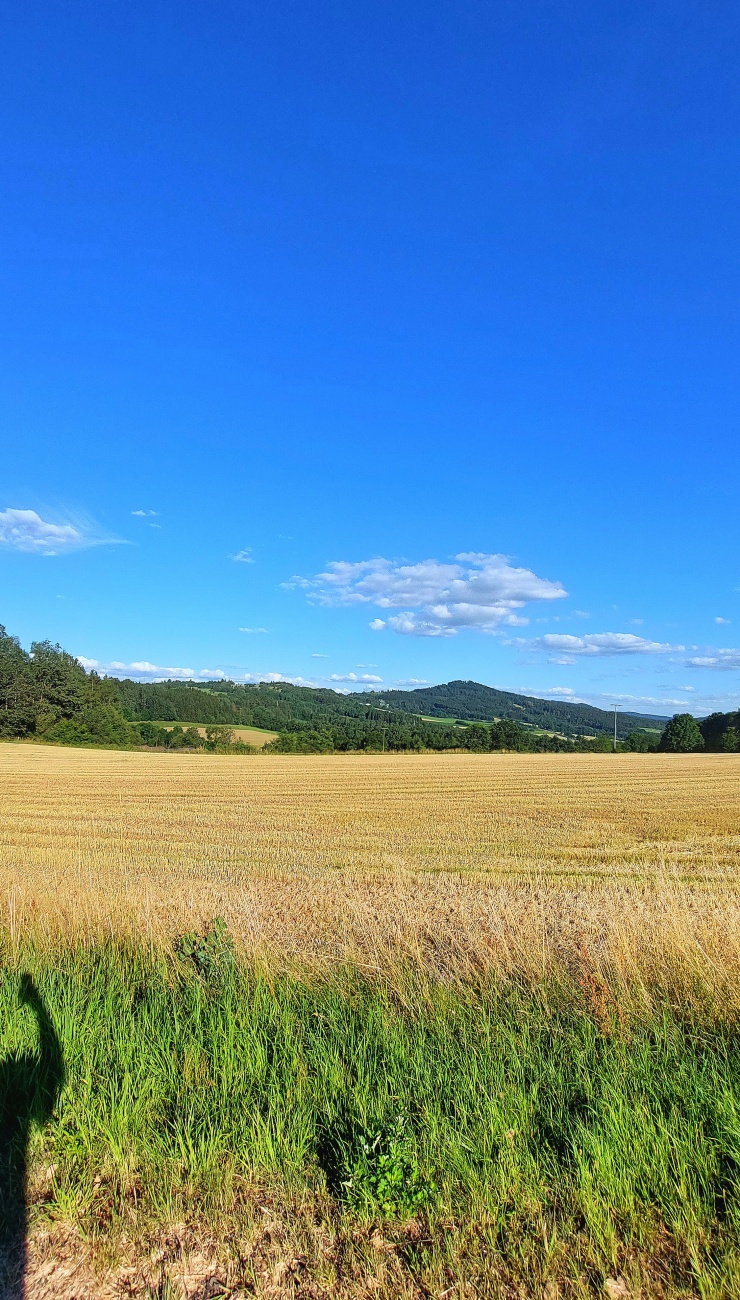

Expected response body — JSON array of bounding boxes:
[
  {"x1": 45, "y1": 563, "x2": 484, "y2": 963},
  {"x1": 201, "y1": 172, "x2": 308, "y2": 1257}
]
[
  {"x1": 351, "y1": 680, "x2": 668, "y2": 738},
  {"x1": 118, "y1": 675, "x2": 666, "y2": 740},
  {"x1": 4, "y1": 621, "x2": 738, "y2": 753}
]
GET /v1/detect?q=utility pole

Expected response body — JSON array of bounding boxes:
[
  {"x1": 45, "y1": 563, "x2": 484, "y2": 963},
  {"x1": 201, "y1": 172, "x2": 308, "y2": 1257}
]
[
  {"x1": 368, "y1": 702, "x2": 388, "y2": 753},
  {"x1": 613, "y1": 704, "x2": 618, "y2": 751}
]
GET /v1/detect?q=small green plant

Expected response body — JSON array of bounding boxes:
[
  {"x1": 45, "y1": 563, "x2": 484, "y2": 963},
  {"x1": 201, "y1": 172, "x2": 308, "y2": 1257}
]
[
  {"x1": 341, "y1": 1115, "x2": 436, "y2": 1218},
  {"x1": 174, "y1": 917, "x2": 234, "y2": 983}
]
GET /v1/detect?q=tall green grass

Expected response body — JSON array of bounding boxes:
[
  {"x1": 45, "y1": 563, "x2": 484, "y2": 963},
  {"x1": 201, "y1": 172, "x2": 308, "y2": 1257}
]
[{"x1": 5, "y1": 940, "x2": 740, "y2": 1295}]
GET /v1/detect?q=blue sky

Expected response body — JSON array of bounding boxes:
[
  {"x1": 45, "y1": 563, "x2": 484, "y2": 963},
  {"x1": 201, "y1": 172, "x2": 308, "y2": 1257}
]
[{"x1": 1, "y1": 0, "x2": 739, "y2": 716}]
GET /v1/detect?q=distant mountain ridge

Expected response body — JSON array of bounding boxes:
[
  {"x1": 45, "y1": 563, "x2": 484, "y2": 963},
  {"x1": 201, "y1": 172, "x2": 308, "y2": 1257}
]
[
  {"x1": 118, "y1": 675, "x2": 667, "y2": 740},
  {"x1": 351, "y1": 680, "x2": 668, "y2": 738}
]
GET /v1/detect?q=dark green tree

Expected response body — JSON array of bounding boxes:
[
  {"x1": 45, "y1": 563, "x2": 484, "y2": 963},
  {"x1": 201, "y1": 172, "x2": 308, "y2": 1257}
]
[
  {"x1": 589, "y1": 733, "x2": 614, "y2": 752},
  {"x1": 700, "y1": 710, "x2": 740, "y2": 751},
  {"x1": 721, "y1": 727, "x2": 740, "y2": 752},
  {"x1": 490, "y1": 719, "x2": 529, "y2": 751},
  {"x1": 28, "y1": 641, "x2": 87, "y2": 732},
  {"x1": 620, "y1": 730, "x2": 656, "y2": 753},
  {"x1": 460, "y1": 723, "x2": 490, "y2": 751},
  {"x1": 659, "y1": 713, "x2": 704, "y2": 753},
  {"x1": 138, "y1": 721, "x2": 167, "y2": 747},
  {"x1": 0, "y1": 627, "x2": 33, "y2": 736},
  {"x1": 86, "y1": 671, "x2": 123, "y2": 708}
]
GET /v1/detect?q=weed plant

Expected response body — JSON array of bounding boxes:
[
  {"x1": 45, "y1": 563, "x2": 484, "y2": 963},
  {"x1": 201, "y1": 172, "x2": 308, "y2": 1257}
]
[{"x1": 4, "y1": 939, "x2": 740, "y2": 1296}]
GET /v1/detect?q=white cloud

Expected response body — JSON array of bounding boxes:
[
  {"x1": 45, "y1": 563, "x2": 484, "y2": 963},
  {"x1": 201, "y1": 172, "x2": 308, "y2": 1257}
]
[
  {"x1": 311, "y1": 653, "x2": 328, "y2": 658},
  {"x1": 109, "y1": 660, "x2": 200, "y2": 680},
  {"x1": 132, "y1": 509, "x2": 158, "y2": 517},
  {"x1": 516, "y1": 632, "x2": 682, "y2": 663},
  {"x1": 329, "y1": 672, "x2": 383, "y2": 684},
  {"x1": 76, "y1": 658, "x2": 228, "y2": 682},
  {"x1": 232, "y1": 549, "x2": 254, "y2": 563},
  {"x1": 73, "y1": 657, "x2": 352, "y2": 690},
  {"x1": 687, "y1": 649, "x2": 740, "y2": 670},
  {"x1": 715, "y1": 616, "x2": 731, "y2": 625},
  {"x1": 284, "y1": 553, "x2": 566, "y2": 637},
  {"x1": 523, "y1": 685, "x2": 687, "y2": 710},
  {"x1": 604, "y1": 693, "x2": 690, "y2": 708},
  {"x1": 383, "y1": 613, "x2": 457, "y2": 637},
  {"x1": 236, "y1": 672, "x2": 318, "y2": 687},
  {"x1": 395, "y1": 677, "x2": 429, "y2": 686},
  {"x1": 0, "y1": 508, "x2": 113, "y2": 556},
  {"x1": 239, "y1": 627, "x2": 268, "y2": 634},
  {"x1": 541, "y1": 682, "x2": 740, "y2": 715}
]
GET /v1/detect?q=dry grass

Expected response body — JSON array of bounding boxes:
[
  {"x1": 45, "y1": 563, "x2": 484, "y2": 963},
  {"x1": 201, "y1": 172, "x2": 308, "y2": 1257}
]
[{"x1": 1, "y1": 742, "x2": 740, "y2": 1002}]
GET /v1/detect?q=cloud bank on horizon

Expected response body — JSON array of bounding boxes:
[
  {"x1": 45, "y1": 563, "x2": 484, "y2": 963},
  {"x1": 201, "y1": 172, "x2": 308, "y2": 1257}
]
[
  {"x1": 76, "y1": 656, "x2": 228, "y2": 682},
  {"x1": 75, "y1": 655, "x2": 384, "y2": 690}
]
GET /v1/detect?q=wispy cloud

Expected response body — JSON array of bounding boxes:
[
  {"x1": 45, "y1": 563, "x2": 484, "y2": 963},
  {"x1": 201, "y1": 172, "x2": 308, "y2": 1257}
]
[
  {"x1": 239, "y1": 627, "x2": 267, "y2": 634},
  {"x1": 284, "y1": 553, "x2": 566, "y2": 636},
  {"x1": 596, "y1": 692, "x2": 690, "y2": 708},
  {"x1": 0, "y1": 508, "x2": 117, "y2": 556},
  {"x1": 522, "y1": 684, "x2": 688, "y2": 710},
  {"x1": 687, "y1": 648, "x2": 740, "y2": 670},
  {"x1": 515, "y1": 632, "x2": 682, "y2": 664},
  {"x1": 232, "y1": 549, "x2": 254, "y2": 563},
  {"x1": 131, "y1": 509, "x2": 158, "y2": 517},
  {"x1": 715, "y1": 616, "x2": 731, "y2": 625}
]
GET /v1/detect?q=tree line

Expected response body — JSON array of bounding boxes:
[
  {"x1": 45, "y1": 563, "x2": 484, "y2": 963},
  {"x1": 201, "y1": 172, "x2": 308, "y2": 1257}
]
[{"x1": 0, "y1": 623, "x2": 735, "y2": 755}]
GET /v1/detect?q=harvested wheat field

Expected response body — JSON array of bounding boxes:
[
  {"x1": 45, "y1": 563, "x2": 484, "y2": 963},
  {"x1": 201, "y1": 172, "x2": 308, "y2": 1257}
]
[
  {"x1": 4, "y1": 743, "x2": 740, "y2": 1298},
  {"x1": 154, "y1": 722, "x2": 279, "y2": 746},
  {"x1": 2, "y1": 742, "x2": 740, "y2": 991}
]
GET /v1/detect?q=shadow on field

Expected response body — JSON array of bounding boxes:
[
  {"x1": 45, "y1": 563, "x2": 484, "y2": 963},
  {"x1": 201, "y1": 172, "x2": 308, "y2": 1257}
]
[{"x1": 0, "y1": 976, "x2": 64, "y2": 1298}]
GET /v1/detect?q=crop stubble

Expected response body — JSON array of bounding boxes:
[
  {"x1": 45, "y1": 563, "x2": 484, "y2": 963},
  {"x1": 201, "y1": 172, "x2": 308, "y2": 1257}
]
[{"x1": 1, "y1": 742, "x2": 739, "y2": 992}]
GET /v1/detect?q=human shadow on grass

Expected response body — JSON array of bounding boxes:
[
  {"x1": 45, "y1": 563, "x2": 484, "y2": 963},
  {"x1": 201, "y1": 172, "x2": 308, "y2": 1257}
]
[{"x1": 0, "y1": 975, "x2": 64, "y2": 1298}]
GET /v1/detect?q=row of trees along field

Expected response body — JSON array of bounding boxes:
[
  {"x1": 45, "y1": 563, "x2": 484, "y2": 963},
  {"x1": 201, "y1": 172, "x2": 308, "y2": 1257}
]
[{"x1": 0, "y1": 624, "x2": 736, "y2": 753}]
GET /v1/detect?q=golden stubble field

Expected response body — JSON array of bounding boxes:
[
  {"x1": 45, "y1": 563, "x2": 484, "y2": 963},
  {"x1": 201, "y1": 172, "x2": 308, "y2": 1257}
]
[{"x1": 1, "y1": 742, "x2": 739, "y2": 990}]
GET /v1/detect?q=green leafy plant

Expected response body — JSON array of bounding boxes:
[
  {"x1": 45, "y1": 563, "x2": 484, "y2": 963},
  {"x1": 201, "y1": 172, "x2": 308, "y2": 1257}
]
[
  {"x1": 341, "y1": 1115, "x2": 436, "y2": 1218},
  {"x1": 174, "y1": 917, "x2": 234, "y2": 984}
]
